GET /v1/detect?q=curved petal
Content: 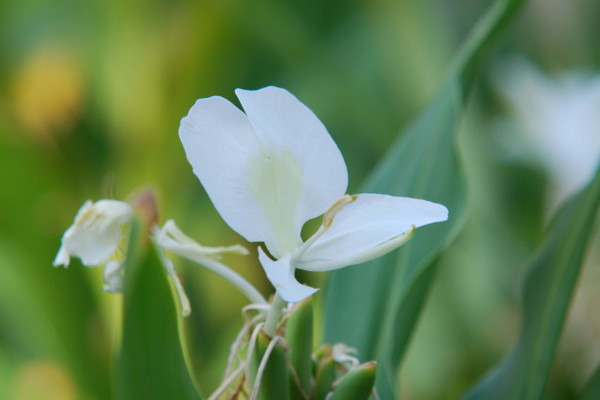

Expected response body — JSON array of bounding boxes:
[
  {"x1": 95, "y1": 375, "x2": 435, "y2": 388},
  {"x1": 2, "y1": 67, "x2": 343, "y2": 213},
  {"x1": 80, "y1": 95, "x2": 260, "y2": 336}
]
[
  {"x1": 155, "y1": 245, "x2": 191, "y2": 317},
  {"x1": 153, "y1": 221, "x2": 266, "y2": 305},
  {"x1": 236, "y1": 87, "x2": 348, "y2": 254},
  {"x1": 58, "y1": 200, "x2": 132, "y2": 267},
  {"x1": 295, "y1": 194, "x2": 448, "y2": 271},
  {"x1": 154, "y1": 219, "x2": 249, "y2": 259},
  {"x1": 257, "y1": 248, "x2": 318, "y2": 303},
  {"x1": 53, "y1": 245, "x2": 71, "y2": 267},
  {"x1": 102, "y1": 260, "x2": 124, "y2": 293}
]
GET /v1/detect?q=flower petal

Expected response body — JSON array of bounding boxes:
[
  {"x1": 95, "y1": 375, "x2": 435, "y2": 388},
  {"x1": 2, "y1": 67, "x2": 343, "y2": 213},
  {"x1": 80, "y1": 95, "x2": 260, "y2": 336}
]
[
  {"x1": 53, "y1": 244, "x2": 71, "y2": 267},
  {"x1": 179, "y1": 96, "x2": 290, "y2": 255},
  {"x1": 154, "y1": 219, "x2": 249, "y2": 259},
  {"x1": 155, "y1": 244, "x2": 191, "y2": 317},
  {"x1": 180, "y1": 88, "x2": 348, "y2": 257},
  {"x1": 295, "y1": 194, "x2": 448, "y2": 271},
  {"x1": 153, "y1": 220, "x2": 267, "y2": 305},
  {"x1": 58, "y1": 199, "x2": 132, "y2": 267},
  {"x1": 237, "y1": 87, "x2": 348, "y2": 253},
  {"x1": 257, "y1": 248, "x2": 318, "y2": 303},
  {"x1": 102, "y1": 260, "x2": 124, "y2": 293}
]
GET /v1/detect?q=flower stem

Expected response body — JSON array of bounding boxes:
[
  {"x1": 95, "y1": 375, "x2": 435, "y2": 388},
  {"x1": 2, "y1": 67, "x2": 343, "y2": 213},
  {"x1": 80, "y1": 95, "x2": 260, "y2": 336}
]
[{"x1": 264, "y1": 292, "x2": 286, "y2": 337}]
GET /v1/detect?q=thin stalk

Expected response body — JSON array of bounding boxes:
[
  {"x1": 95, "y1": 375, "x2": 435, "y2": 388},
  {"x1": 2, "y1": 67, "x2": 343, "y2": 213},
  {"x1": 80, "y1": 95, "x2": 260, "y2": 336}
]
[
  {"x1": 264, "y1": 292, "x2": 286, "y2": 337},
  {"x1": 187, "y1": 254, "x2": 267, "y2": 306}
]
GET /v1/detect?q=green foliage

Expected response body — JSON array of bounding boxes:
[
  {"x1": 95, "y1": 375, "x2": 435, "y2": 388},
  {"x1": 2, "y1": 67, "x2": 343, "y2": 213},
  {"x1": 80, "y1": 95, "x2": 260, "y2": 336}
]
[
  {"x1": 582, "y1": 364, "x2": 600, "y2": 400},
  {"x1": 462, "y1": 164, "x2": 600, "y2": 399},
  {"x1": 328, "y1": 362, "x2": 376, "y2": 400},
  {"x1": 251, "y1": 331, "x2": 291, "y2": 400},
  {"x1": 285, "y1": 299, "x2": 314, "y2": 400},
  {"x1": 324, "y1": 0, "x2": 529, "y2": 398},
  {"x1": 115, "y1": 218, "x2": 202, "y2": 400},
  {"x1": 314, "y1": 352, "x2": 336, "y2": 400},
  {"x1": 0, "y1": 133, "x2": 111, "y2": 400}
]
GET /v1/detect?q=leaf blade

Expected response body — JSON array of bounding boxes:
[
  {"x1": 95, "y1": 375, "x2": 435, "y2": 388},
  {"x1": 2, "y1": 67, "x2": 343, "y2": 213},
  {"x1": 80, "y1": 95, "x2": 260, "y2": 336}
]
[
  {"x1": 115, "y1": 219, "x2": 202, "y2": 400},
  {"x1": 324, "y1": 0, "x2": 529, "y2": 398},
  {"x1": 462, "y1": 164, "x2": 600, "y2": 400}
]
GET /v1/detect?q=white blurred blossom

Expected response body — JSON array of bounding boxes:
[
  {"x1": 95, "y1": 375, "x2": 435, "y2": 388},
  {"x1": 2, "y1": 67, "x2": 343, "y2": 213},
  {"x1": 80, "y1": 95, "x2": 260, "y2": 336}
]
[
  {"x1": 53, "y1": 199, "x2": 132, "y2": 293},
  {"x1": 494, "y1": 57, "x2": 600, "y2": 204}
]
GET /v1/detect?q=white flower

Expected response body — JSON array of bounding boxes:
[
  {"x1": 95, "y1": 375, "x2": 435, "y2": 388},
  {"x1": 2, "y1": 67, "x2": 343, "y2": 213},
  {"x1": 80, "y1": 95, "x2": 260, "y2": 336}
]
[
  {"x1": 179, "y1": 86, "x2": 448, "y2": 302},
  {"x1": 493, "y1": 57, "x2": 600, "y2": 204},
  {"x1": 53, "y1": 199, "x2": 132, "y2": 268},
  {"x1": 53, "y1": 199, "x2": 132, "y2": 292}
]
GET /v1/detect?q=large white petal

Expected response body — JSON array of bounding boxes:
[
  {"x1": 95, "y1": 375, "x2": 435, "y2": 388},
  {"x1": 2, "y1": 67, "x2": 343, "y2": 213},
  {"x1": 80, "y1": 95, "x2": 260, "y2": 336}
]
[
  {"x1": 235, "y1": 87, "x2": 348, "y2": 254},
  {"x1": 257, "y1": 248, "x2": 318, "y2": 303},
  {"x1": 180, "y1": 96, "x2": 297, "y2": 256},
  {"x1": 295, "y1": 194, "x2": 448, "y2": 271}
]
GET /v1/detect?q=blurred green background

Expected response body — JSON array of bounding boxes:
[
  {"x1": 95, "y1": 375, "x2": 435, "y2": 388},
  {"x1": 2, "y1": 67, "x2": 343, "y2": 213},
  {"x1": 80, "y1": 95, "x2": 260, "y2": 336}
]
[{"x1": 1, "y1": 0, "x2": 599, "y2": 399}]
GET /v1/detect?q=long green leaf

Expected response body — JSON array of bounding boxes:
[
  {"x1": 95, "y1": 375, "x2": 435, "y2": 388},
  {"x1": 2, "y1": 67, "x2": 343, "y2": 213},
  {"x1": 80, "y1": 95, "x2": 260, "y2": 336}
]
[
  {"x1": 115, "y1": 218, "x2": 202, "y2": 400},
  {"x1": 462, "y1": 164, "x2": 600, "y2": 399},
  {"x1": 324, "y1": 0, "x2": 528, "y2": 398}
]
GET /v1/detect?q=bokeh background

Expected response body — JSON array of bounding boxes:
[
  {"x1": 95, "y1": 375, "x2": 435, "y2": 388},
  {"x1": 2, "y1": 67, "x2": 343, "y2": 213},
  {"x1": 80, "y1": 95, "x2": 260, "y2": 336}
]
[{"x1": 1, "y1": 0, "x2": 599, "y2": 399}]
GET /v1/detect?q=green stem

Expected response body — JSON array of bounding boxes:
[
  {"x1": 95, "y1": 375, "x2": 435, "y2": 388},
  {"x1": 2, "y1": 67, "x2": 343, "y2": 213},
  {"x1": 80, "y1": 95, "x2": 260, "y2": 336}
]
[{"x1": 264, "y1": 292, "x2": 286, "y2": 337}]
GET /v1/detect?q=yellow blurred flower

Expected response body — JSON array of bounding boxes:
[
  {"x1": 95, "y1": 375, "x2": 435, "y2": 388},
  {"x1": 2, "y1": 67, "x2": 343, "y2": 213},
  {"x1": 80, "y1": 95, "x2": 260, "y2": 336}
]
[
  {"x1": 12, "y1": 48, "x2": 85, "y2": 141},
  {"x1": 13, "y1": 361, "x2": 77, "y2": 400}
]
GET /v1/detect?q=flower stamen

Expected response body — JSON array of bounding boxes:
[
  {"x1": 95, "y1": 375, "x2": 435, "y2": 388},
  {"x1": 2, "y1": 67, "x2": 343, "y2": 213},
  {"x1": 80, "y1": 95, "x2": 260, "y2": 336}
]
[
  {"x1": 323, "y1": 194, "x2": 357, "y2": 229},
  {"x1": 294, "y1": 194, "x2": 357, "y2": 261}
]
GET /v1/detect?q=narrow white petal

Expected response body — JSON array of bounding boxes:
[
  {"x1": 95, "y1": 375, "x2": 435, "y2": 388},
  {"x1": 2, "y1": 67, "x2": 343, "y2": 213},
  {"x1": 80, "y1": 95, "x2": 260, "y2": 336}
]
[
  {"x1": 257, "y1": 248, "x2": 318, "y2": 303},
  {"x1": 59, "y1": 200, "x2": 132, "y2": 267},
  {"x1": 53, "y1": 244, "x2": 71, "y2": 267},
  {"x1": 154, "y1": 220, "x2": 248, "y2": 258},
  {"x1": 153, "y1": 222, "x2": 266, "y2": 305},
  {"x1": 102, "y1": 260, "x2": 124, "y2": 293},
  {"x1": 236, "y1": 87, "x2": 348, "y2": 253},
  {"x1": 296, "y1": 194, "x2": 448, "y2": 271}
]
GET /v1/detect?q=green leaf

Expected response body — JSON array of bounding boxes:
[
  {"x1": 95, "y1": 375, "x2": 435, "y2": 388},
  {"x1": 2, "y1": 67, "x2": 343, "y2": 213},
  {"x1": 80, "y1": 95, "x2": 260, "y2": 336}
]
[
  {"x1": 314, "y1": 353, "x2": 336, "y2": 400},
  {"x1": 324, "y1": 0, "x2": 528, "y2": 398},
  {"x1": 251, "y1": 331, "x2": 291, "y2": 400},
  {"x1": 329, "y1": 362, "x2": 377, "y2": 400},
  {"x1": 462, "y1": 164, "x2": 600, "y2": 399},
  {"x1": 285, "y1": 298, "x2": 314, "y2": 400},
  {"x1": 115, "y1": 218, "x2": 202, "y2": 400},
  {"x1": 582, "y1": 364, "x2": 600, "y2": 400}
]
